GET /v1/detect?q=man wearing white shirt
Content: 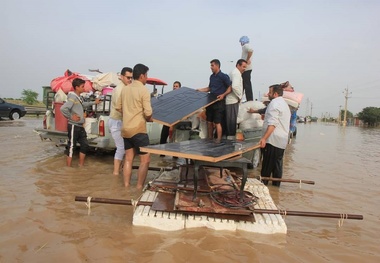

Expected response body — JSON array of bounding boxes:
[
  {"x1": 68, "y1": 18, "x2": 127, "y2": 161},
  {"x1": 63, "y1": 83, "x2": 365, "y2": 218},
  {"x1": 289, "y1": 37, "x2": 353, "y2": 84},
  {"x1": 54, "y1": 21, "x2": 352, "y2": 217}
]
[
  {"x1": 259, "y1": 84, "x2": 291, "y2": 186},
  {"x1": 239, "y1": 36, "x2": 254, "y2": 101},
  {"x1": 225, "y1": 59, "x2": 247, "y2": 139}
]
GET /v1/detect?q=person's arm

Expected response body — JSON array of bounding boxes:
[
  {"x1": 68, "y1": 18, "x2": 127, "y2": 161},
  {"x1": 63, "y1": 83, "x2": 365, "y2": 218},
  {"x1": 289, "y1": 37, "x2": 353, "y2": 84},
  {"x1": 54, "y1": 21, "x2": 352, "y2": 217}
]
[
  {"x1": 115, "y1": 89, "x2": 123, "y2": 113},
  {"x1": 259, "y1": 125, "x2": 275, "y2": 148},
  {"x1": 246, "y1": 51, "x2": 253, "y2": 65},
  {"x1": 60, "y1": 98, "x2": 74, "y2": 120},
  {"x1": 217, "y1": 86, "x2": 231, "y2": 100},
  {"x1": 82, "y1": 98, "x2": 100, "y2": 108},
  {"x1": 244, "y1": 44, "x2": 254, "y2": 65},
  {"x1": 196, "y1": 87, "x2": 210, "y2": 92},
  {"x1": 217, "y1": 74, "x2": 232, "y2": 100},
  {"x1": 248, "y1": 108, "x2": 258, "y2": 113},
  {"x1": 248, "y1": 107, "x2": 267, "y2": 114},
  {"x1": 142, "y1": 89, "x2": 153, "y2": 122},
  {"x1": 230, "y1": 70, "x2": 243, "y2": 99},
  {"x1": 259, "y1": 106, "x2": 279, "y2": 147}
]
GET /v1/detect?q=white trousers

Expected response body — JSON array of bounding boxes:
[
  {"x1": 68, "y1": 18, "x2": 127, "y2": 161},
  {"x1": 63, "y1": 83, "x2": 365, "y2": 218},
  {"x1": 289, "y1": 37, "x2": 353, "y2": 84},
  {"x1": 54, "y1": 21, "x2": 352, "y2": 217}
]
[{"x1": 108, "y1": 118, "x2": 125, "y2": 160}]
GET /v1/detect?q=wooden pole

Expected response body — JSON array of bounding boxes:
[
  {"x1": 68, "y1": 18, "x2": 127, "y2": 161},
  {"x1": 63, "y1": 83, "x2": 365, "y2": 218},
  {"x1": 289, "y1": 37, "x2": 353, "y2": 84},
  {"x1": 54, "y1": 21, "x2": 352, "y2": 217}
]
[
  {"x1": 74, "y1": 196, "x2": 363, "y2": 220},
  {"x1": 257, "y1": 177, "x2": 315, "y2": 185}
]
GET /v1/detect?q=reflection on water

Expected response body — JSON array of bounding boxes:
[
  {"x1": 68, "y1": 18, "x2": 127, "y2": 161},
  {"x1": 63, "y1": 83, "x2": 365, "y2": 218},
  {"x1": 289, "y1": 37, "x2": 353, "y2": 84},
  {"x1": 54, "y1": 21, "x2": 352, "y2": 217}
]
[
  {"x1": 0, "y1": 119, "x2": 26, "y2": 127},
  {"x1": 0, "y1": 118, "x2": 379, "y2": 262}
]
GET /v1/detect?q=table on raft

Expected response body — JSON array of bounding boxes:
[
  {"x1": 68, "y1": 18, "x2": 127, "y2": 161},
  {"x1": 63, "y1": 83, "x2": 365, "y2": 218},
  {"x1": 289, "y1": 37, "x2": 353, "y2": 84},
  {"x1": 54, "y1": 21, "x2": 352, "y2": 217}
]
[{"x1": 140, "y1": 138, "x2": 261, "y2": 199}]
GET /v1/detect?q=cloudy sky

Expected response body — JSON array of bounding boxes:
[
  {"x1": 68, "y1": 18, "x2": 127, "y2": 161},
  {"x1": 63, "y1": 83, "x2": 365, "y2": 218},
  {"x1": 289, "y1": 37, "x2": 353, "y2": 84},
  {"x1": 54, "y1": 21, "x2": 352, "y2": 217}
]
[{"x1": 1, "y1": 0, "x2": 379, "y2": 117}]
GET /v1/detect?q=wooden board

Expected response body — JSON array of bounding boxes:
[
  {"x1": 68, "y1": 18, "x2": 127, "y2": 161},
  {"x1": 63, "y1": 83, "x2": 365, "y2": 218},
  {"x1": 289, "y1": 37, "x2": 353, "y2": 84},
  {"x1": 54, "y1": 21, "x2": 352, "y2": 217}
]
[
  {"x1": 140, "y1": 138, "x2": 260, "y2": 163},
  {"x1": 151, "y1": 87, "x2": 218, "y2": 126}
]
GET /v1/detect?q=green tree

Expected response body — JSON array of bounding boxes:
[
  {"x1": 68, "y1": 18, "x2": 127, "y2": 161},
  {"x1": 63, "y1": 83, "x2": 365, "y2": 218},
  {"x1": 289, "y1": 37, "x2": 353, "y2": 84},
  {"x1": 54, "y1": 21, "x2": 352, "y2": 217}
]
[
  {"x1": 340, "y1": 109, "x2": 353, "y2": 120},
  {"x1": 21, "y1": 89, "x2": 39, "y2": 105},
  {"x1": 357, "y1": 107, "x2": 380, "y2": 126}
]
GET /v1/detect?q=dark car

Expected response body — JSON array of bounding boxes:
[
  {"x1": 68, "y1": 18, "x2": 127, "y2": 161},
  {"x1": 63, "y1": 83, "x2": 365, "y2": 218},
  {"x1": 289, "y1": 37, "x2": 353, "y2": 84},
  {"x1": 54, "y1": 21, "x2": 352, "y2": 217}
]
[{"x1": 0, "y1": 98, "x2": 27, "y2": 120}]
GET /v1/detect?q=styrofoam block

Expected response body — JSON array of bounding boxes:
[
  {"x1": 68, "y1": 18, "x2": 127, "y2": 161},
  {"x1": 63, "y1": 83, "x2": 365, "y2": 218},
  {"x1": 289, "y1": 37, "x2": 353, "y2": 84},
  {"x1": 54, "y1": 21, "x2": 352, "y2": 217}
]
[
  {"x1": 133, "y1": 206, "x2": 185, "y2": 231},
  {"x1": 185, "y1": 215, "x2": 237, "y2": 231},
  {"x1": 133, "y1": 178, "x2": 287, "y2": 234}
]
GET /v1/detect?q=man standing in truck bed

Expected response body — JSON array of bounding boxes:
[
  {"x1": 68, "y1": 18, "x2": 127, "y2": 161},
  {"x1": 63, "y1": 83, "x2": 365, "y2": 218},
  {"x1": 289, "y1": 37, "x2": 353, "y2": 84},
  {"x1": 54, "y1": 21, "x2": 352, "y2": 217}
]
[
  {"x1": 109, "y1": 67, "x2": 133, "y2": 175},
  {"x1": 116, "y1": 64, "x2": 152, "y2": 189},
  {"x1": 197, "y1": 59, "x2": 231, "y2": 141}
]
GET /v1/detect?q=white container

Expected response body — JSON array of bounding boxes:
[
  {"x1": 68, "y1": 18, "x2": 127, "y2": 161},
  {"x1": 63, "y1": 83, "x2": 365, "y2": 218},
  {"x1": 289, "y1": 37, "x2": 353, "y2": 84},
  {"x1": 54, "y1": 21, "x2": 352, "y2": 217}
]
[{"x1": 84, "y1": 118, "x2": 97, "y2": 135}]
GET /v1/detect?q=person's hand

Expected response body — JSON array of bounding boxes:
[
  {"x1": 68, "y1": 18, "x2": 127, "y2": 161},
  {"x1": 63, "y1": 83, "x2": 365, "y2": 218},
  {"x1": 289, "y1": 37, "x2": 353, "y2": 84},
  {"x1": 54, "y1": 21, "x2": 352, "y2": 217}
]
[
  {"x1": 259, "y1": 138, "x2": 266, "y2": 148},
  {"x1": 217, "y1": 94, "x2": 225, "y2": 100},
  {"x1": 71, "y1": 114, "x2": 80, "y2": 122},
  {"x1": 247, "y1": 107, "x2": 256, "y2": 113},
  {"x1": 95, "y1": 98, "x2": 101, "y2": 104}
]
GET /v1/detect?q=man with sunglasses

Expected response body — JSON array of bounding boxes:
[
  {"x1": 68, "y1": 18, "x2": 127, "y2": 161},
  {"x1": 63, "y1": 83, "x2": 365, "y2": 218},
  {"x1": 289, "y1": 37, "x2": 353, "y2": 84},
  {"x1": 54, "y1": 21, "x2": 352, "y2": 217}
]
[
  {"x1": 116, "y1": 64, "x2": 152, "y2": 189},
  {"x1": 109, "y1": 67, "x2": 133, "y2": 175}
]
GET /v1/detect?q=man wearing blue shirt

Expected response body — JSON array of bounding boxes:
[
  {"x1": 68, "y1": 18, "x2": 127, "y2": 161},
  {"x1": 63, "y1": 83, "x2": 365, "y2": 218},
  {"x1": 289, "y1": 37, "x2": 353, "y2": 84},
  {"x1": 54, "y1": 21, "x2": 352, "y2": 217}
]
[{"x1": 197, "y1": 59, "x2": 231, "y2": 141}]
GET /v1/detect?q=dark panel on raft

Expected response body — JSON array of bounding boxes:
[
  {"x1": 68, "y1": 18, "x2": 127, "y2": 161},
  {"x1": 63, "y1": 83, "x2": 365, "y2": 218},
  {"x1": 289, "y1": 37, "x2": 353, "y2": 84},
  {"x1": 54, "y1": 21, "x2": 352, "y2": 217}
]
[
  {"x1": 142, "y1": 138, "x2": 260, "y2": 162},
  {"x1": 151, "y1": 87, "x2": 218, "y2": 126}
]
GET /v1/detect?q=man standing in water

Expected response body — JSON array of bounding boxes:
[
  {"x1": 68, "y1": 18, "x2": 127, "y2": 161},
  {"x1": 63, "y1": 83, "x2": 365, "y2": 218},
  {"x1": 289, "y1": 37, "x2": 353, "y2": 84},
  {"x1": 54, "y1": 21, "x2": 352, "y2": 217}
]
[
  {"x1": 116, "y1": 64, "x2": 152, "y2": 189},
  {"x1": 61, "y1": 78, "x2": 100, "y2": 167},
  {"x1": 109, "y1": 67, "x2": 133, "y2": 175},
  {"x1": 260, "y1": 84, "x2": 290, "y2": 186},
  {"x1": 239, "y1": 36, "x2": 254, "y2": 101},
  {"x1": 197, "y1": 59, "x2": 231, "y2": 141}
]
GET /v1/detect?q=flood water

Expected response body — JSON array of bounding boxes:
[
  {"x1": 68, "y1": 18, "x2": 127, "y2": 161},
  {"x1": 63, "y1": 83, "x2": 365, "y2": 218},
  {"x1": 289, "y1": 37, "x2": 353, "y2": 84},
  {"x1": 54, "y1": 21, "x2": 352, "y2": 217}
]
[{"x1": 0, "y1": 117, "x2": 379, "y2": 262}]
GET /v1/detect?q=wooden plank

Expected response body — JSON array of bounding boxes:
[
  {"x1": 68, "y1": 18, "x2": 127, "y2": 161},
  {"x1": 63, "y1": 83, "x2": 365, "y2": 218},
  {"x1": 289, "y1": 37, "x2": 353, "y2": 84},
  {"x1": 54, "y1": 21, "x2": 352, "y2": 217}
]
[
  {"x1": 141, "y1": 138, "x2": 260, "y2": 163},
  {"x1": 151, "y1": 87, "x2": 218, "y2": 126}
]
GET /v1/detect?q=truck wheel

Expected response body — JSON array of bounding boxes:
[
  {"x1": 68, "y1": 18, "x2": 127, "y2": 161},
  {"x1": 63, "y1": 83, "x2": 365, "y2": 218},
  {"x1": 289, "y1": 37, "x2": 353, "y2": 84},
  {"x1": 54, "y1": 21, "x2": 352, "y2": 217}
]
[{"x1": 10, "y1": 110, "x2": 21, "y2": 120}]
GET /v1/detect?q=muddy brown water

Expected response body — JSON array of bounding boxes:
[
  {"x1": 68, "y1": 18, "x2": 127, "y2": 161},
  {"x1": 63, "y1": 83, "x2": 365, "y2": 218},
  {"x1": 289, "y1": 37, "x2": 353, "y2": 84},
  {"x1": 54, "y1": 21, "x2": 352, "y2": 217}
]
[{"x1": 0, "y1": 118, "x2": 379, "y2": 262}]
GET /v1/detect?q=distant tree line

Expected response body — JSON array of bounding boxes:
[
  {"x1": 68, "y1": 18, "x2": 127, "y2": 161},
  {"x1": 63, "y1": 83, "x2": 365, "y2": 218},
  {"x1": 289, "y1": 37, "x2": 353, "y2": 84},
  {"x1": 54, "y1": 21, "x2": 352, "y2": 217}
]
[
  {"x1": 2, "y1": 89, "x2": 40, "y2": 105},
  {"x1": 358, "y1": 107, "x2": 380, "y2": 126}
]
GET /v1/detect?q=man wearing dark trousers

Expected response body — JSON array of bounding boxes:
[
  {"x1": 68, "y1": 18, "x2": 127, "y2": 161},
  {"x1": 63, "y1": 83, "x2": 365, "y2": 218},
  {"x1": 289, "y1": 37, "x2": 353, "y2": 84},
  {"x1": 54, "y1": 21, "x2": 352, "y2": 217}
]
[
  {"x1": 259, "y1": 84, "x2": 291, "y2": 186},
  {"x1": 197, "y1": 59, "x2": 231, "y2": 141},
  {"x1": 239, "y1": 36, "x2": 254, "y2": 101}
]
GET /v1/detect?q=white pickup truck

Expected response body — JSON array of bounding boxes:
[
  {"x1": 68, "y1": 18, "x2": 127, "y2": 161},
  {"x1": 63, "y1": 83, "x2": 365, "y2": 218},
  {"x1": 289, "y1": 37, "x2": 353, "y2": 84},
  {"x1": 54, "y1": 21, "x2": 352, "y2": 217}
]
[{"x1": 35, "y1": 90, "x2": 163, "y2": 151}]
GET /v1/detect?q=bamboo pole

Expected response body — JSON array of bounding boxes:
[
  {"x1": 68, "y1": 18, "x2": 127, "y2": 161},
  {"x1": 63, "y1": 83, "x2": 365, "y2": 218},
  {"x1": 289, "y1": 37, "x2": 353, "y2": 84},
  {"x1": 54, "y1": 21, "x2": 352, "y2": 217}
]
[{"x1": 74, "y1": 196, "x2": 363, "y2": 220}]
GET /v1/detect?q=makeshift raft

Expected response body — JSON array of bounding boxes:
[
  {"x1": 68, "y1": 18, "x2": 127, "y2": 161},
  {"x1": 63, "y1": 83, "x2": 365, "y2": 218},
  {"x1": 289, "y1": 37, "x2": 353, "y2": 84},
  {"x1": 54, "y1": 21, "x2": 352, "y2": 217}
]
[{"x1": 132, "y1": 167, "x2": 287, "y2": 234}]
